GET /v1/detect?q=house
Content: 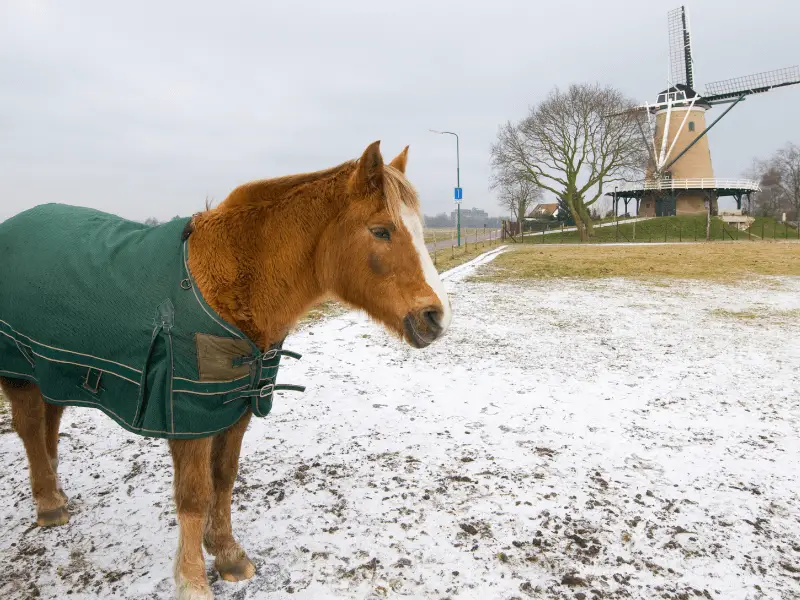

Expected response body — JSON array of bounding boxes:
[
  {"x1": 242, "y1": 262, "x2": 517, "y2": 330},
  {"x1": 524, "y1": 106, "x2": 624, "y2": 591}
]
[{"x1": 526, "y1": 203, "x2": 560, "y2": 220}]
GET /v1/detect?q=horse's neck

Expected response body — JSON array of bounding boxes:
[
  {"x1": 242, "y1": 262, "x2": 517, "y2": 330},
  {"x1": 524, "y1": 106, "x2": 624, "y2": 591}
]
[{"x1": 188, "y1": 184, "x2": 335, "y2": 347}]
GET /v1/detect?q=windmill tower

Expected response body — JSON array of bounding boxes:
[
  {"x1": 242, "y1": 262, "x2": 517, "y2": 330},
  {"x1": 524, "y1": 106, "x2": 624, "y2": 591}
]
[{"x1": 613, "y1": 6, "x2": 800, "y2": 218}]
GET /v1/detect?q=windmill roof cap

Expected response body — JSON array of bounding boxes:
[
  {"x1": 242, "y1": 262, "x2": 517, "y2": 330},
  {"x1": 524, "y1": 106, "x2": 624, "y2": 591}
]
[
  {"x1": 654, "y1": 83, "x2": 711, "y2": 109},
  {"x1": 657, "y1": 83, "x2": 699, "y2": 97}
]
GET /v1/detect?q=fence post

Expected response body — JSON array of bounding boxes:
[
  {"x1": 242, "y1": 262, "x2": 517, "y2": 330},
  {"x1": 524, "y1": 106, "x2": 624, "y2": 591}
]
[
  {"x1": 785, "y1": 223, "x2": 788, "y2": 239},
  {"x1": 664, "y1": 223, "x2": 667, "y2": 243},
  {"x1": 679, "y1": 221, "x2": 682, "y2": 243},
  {"x1": 432, "y1": 230, "x2": 437, "y2": 266},
  {"x1": 773, "y1": 221, "x2": 776, "y2": 239},
  {"x1": 561, "y1": 223, "x2": 564, "y2": 244},
  {"x1": 761, "y1": 221, "x2": 764, "y2": 239},
  {"x1": 451, "y1": 229, "x2": 455, "y2": 259},
  {"x1": 694, "y1": 220, "x2": 697, "y2": 242}
]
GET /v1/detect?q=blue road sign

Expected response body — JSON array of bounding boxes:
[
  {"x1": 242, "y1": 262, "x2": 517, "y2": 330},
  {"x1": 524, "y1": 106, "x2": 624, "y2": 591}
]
[{"x1": 454, "y1": 187, "x2": 463, "y2": 201}]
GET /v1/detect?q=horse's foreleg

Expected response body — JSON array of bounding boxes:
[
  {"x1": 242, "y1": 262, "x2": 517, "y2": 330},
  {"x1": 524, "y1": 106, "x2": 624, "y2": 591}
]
[
  {"x1": 44, "y1": 403, "x2": 66, "y2": 501},
  {"x1": 205, "y1": 412, "x2": 255, "y2": 582},
  {"x1": 169, "y1": 437, "x2": 214, "y2": 600},
  {"x1": 0, "y1": 378, "x2": 68, "y2": 527}
]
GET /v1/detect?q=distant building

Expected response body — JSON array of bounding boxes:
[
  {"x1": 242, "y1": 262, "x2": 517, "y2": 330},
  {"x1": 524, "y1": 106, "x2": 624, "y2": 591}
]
[
  {"x1": 525, "y1": 203, "x2": 560, "y2": 220},
  {"x1": 450, "y1": 207, "x2": 490, "y2": 226}
]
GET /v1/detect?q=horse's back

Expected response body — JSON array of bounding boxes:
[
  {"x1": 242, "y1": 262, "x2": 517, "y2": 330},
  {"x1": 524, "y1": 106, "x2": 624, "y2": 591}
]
[{"x1": 0, "y1": 204, "x2": 188, "y2": 355}]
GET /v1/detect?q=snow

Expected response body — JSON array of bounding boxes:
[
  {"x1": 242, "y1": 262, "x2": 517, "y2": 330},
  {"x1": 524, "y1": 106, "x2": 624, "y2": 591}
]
[{"x1": 2, "y1": 248, "x2": 800, "y2": 600}]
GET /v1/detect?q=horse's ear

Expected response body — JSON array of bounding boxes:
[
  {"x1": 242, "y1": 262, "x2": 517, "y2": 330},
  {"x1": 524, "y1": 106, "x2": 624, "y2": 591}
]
[
  {"x1": 389, "y1": 146, "x2": 409, "y2": 174},
  {"x1": 351, "y1": 140, "x2": 384, "y2": 193}
]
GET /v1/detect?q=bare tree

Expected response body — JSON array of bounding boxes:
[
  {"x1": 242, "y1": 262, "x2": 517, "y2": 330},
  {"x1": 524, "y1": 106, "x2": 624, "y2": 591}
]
[
  {"x1": 144, "y1": 217, "x2": 160, "y2": 226},
  {"x1": 496, "y1": 178, "x2": 542, "y2": 234},
  {"x1": 755, "y1": 167, "x2": 787, "y2": 217},
  {"x1": 771, "y1": 142, "x2": 800, "y2": 222},
  {"x1": 491, "y1": 83, "x2": 646, "y2": 240}
]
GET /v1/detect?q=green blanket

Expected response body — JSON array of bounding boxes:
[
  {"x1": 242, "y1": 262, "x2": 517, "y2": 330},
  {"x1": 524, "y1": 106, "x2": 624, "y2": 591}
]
[{"x1": 0, "y1": 204, "x2": 304, "y2": 439}]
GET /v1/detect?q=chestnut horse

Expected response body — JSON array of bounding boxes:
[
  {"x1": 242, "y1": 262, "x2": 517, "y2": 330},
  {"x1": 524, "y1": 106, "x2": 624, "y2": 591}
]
[{"x1": 0, "y1": 141, "x2": 451, "y2": 600}]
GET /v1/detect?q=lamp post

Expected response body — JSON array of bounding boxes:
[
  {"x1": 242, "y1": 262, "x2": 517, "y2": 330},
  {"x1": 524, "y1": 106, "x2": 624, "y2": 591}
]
[{"x1": 430, "y1": 129, "x2": 461, "y2": 246}]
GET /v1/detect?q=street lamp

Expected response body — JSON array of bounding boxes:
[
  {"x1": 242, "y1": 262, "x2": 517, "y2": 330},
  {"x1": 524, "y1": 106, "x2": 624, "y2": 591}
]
[{"x1": 430, "y1": 129, "x2": 461, "y2": 247}]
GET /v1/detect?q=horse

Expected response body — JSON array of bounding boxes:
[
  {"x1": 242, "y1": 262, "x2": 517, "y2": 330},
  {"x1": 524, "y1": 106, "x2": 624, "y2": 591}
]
[{"x1": 0, "y1": 141, "x2": 452, "y2": 600}]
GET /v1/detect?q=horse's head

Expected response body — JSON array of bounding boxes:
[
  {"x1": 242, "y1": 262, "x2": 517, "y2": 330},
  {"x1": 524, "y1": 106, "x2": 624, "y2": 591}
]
[{"x1": 316, "y1": 141, "x2": 451, "y2": 348}]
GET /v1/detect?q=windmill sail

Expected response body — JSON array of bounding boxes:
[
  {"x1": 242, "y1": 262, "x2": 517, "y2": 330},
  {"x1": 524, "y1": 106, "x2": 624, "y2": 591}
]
[
  {"x1": 703, "y1": 66, "x2": 800, "y2": 103},
  {"x1": 667, "y1": 6, "x2": 694, "y2": 88}
]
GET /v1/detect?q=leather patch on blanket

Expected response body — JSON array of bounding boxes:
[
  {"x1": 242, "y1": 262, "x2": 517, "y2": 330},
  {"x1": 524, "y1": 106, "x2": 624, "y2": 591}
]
[{"x1": 195, "y1": 333, "x2": 252, "y2": 381}]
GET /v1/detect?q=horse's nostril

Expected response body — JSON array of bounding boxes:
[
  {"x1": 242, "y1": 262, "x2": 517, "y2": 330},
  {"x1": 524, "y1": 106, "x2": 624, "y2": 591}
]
[{"x1": 422, "y1": 308, "x2": 442, "y2": 330}]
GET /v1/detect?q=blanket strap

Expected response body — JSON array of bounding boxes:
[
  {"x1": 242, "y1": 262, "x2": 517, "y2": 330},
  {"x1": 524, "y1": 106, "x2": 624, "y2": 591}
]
[{"x1": 236, "y1": 343, "x2": 306, "y2": 418}]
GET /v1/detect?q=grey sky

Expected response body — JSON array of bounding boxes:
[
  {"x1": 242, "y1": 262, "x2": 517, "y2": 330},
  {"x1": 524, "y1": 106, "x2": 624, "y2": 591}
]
[{"x1": 2, "y1": 0, "x2": 798, "y2": 222}]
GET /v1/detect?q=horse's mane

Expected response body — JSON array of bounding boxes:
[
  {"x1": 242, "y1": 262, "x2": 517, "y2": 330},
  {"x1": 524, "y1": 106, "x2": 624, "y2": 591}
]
[
  {"x1": 383, "y1": 165, "x2": 420, "y2": 223},
  {"x1": 210, "y1": 159, "x2": 419, "y2": 225}
]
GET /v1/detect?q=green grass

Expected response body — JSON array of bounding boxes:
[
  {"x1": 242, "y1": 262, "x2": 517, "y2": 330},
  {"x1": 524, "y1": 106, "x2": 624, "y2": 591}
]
[
  {"x1": 519, "y1": 216, "x2": 799, "y2": 245},
  {"x1": 469, "y1": 242, "x2": 800, "y2": 282},
  {"x1": 429, "y1": 237, "x2": 501, "y2": 272}
]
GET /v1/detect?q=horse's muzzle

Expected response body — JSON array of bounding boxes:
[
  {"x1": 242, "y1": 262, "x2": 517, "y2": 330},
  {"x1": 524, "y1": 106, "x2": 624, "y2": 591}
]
[{"x1": 403, "y1": 307, "x2": 445, "y2": 349}]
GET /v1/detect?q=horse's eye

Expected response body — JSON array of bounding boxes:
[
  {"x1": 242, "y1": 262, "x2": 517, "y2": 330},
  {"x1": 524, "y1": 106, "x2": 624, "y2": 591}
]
[{"x1": 370, "y1": 227, "x2": 391, "y2": 241}]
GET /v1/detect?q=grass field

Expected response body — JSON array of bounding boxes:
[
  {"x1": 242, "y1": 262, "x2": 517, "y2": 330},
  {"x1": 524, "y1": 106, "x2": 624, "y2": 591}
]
[
  {"x1": 422, "y1": 227, "x2": 454, "y2": 244},
  {"x1": 520, "y1": 215, "x2": 799, "y2": 244},
  {"x1": 472, "y1": 241, "x2": 800, "y2": 282}
]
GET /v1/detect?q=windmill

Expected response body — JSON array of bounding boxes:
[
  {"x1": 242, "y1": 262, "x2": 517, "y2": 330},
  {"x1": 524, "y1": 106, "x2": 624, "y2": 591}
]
[{"x1": 612, "y1": 5, "x2": 800, "y2": 218}]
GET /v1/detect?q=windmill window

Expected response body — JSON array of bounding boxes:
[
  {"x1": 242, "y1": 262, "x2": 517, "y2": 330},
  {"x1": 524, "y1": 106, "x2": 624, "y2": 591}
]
[{"x1": 688, "y1": 121, "x2": 695, "y2": 132}]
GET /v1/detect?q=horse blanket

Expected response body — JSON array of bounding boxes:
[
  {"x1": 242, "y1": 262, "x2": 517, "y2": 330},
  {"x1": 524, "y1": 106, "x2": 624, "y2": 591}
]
[{"x1": 0, "y1": 204, "x2": 305, "y2": 439}]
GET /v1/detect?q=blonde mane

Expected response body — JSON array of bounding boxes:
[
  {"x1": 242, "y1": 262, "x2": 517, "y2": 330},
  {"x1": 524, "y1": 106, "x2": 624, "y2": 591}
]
[
  {"x1": 383, "y1": 165, "x2": 420, "y2": 224},
  {"x1": 215, "y1": 160, "x2": 420, "y2": 226}
]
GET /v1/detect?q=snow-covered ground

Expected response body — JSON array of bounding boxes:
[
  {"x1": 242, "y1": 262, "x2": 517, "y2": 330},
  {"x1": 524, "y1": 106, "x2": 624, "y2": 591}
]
[{"x1": 1, "y1": 249, "x2": 799, "y2": 600}]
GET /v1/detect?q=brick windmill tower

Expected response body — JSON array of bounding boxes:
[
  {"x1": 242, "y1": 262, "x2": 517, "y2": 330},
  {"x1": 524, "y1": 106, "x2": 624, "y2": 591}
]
[{"x1": 613, "y1": 6, "x2": 800, "y2": 218}]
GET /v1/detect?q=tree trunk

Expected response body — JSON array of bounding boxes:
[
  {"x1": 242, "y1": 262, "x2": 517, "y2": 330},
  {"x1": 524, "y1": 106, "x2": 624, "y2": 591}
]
[{"x1": 576, "y1": 201, "x2": 594, "y2": 238}]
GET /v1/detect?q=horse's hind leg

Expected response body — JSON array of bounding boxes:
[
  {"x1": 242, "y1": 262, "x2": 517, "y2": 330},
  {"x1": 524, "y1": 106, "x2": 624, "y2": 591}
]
[
  {"x1": 204, "y1": 412, "x2": 255, "y2": 582},
  {"x1": 45, "y1": 403, "x2": 67, "y2": 501},
  {"x1": 0, "y1": 378, "x2": 69, "y2": 527}
]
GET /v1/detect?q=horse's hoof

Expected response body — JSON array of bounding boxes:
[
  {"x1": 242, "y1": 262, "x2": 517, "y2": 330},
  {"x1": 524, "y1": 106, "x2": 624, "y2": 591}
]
[
  {"x1": 37, "y1": 505, "x2": 69, "y2": 527},
  {"x1": 216, "y1": 556, "x2": 256, "y2": 582},
  {"x1": 176, "y1": 582, "x2": 213, "y2": 600}
]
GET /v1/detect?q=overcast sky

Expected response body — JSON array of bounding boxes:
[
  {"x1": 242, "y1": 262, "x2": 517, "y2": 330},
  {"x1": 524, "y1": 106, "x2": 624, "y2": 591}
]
[{"x1": 1, "y1": 0, "x2": 798, "y2": 222}]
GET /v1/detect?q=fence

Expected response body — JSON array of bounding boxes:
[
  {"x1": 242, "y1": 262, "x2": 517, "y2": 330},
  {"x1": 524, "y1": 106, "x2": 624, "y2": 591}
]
[
  {"x1": 428, "y1": 227, "x2": 503, "y2": 268},
  {"x1": 504, "y1": 217, "x2": 800, "y2": 245}
]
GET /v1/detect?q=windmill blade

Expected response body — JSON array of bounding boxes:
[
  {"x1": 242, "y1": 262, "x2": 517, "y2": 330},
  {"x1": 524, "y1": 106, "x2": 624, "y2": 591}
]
[
  {"x1": 704, "y1": 66, "x2": 800, "y2": 104},
  {"x1": 667, "y1": 6, "x2": 694, "y2": 88}
]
